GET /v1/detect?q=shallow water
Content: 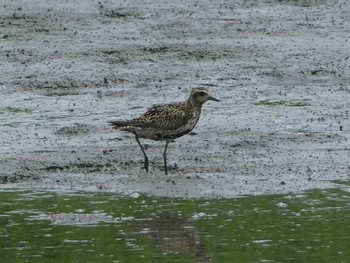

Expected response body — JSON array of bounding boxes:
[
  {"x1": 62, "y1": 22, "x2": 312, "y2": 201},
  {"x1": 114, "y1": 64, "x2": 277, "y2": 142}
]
[{"x1": 0, "y1": 188, "x2": 349, "y2": 262}]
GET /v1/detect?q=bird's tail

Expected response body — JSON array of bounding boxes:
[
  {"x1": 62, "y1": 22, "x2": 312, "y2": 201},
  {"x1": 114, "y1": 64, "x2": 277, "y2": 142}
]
[{"x1": 108, "y1": 120, "x2": 132, "y2": 129}]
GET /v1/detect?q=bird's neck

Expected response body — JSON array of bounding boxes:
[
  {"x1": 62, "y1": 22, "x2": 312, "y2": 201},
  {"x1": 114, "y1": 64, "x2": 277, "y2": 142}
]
[{"x1": 187, "y1": 98, "x2": 204, "y2": 109}]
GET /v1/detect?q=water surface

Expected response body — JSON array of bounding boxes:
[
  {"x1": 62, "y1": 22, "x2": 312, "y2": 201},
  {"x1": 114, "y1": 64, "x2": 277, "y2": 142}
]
[{"x1": 0, "y1": 188, "x2": 349, "y2": 262}]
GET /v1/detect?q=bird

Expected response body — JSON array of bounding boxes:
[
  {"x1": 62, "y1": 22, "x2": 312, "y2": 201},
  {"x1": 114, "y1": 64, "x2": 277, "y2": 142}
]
[{"x1": 109, "y1": 87, "x2": 220, "y2": 175}]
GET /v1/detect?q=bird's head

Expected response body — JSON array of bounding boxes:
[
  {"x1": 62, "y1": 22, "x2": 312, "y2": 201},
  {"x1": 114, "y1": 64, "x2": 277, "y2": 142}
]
[{"x1": 189, "y1": 87, "x2": 220, "y2": 106}]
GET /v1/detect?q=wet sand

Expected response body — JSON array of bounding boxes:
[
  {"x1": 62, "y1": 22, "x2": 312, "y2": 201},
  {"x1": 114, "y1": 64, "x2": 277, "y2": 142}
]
[{"x1": 1, "y1": 0, "x2": 350, "y2": 197}]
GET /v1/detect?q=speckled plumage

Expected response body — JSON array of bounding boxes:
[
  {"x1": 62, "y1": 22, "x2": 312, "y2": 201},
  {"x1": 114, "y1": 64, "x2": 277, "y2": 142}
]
[{"x1": 109, "y1": 87, "x2": 219, "y2": 174}]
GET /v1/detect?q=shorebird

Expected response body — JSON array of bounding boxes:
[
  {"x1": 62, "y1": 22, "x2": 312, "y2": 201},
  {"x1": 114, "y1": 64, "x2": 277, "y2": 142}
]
[{"x1": 109, "y1": 87, "x2": 220, "y2": 175}]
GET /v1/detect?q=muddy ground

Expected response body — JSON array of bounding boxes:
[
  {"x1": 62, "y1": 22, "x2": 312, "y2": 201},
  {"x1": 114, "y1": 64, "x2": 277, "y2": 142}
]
[{"x1": 1, "y1": 0, "x2": 350, "y2": 198}]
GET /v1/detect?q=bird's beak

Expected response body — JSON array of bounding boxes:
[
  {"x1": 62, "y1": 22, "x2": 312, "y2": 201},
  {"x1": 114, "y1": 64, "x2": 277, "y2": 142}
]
[{"x1": 208, "y1": 96, "x2": 220, "y2": 102}]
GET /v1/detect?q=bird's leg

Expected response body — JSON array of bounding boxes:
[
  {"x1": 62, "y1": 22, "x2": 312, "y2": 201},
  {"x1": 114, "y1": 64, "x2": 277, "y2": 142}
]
[
  {"x1": 135, "y1": 135, "x2": 149, "y2": 172},
  {"x1": 163, "y1": 140, "x2": 170, "y2": 175}
]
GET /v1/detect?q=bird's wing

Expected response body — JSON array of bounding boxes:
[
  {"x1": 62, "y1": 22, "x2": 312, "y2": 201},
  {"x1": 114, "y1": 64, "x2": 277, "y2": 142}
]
[{"x1": 132, "y1": 102, "x2": 192, "y2": 130}]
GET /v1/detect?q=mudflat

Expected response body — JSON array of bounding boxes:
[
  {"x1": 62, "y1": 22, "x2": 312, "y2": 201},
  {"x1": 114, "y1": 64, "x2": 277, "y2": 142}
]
[{"x1": 1, "y1": 0, "x2": 349, "y2": 197}]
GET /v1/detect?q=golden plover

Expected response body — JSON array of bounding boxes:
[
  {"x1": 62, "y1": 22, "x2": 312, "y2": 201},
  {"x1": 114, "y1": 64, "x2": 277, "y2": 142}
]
[{"x1": 109, "y1": 87, "x2": 220, "y2": 175}]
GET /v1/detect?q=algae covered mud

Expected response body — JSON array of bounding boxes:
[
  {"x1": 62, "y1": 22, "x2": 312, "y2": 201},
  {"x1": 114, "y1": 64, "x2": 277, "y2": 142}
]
[{"x1": 1, "y1": 188, "x2": 349, "y2": 262}]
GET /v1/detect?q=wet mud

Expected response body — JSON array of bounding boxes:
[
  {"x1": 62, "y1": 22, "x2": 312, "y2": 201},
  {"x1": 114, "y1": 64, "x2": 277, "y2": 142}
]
[{"x1": 1, "y1": 0, "x2": 350, "y2": 197}]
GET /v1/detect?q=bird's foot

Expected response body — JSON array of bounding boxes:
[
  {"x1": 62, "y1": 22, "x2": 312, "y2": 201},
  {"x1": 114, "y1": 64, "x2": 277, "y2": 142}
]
[{"x1": 160, "y1": 163, "x2": 179, "y2": 174}]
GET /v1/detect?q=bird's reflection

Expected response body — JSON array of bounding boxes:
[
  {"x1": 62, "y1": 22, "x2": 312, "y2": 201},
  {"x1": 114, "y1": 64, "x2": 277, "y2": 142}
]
[{"x1": 134, "y1": 211, "x2": 211, "y2": 262}]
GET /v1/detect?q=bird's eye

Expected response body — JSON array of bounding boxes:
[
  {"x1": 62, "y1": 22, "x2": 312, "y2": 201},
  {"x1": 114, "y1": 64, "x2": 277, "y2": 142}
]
[{"x1": 198, "y1": 91, "x2": 206, "y2": 96}]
